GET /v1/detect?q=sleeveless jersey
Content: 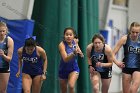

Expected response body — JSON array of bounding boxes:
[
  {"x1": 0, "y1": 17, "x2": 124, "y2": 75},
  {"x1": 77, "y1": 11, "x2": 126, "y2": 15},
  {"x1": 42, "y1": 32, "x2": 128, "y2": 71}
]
[
  {"x1": 123, "y1": 35, "x2": 140, "y2": 68},
  {"x1": 22, "y1": 47, "x2": 43, "y2": 75},
  {"x1": 90, "y1": 44, "x2": 112, "y2": 72},
  {"x1": 59, "y1": 40, "x2": 79, "y2": 75},
  {"x1": 0, "y1": 36, "x2": 9, "y2": 70}
]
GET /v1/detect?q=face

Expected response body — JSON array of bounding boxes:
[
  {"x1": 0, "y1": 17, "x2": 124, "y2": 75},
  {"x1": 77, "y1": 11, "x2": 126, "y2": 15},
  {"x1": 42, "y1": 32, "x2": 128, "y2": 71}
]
[
  {"x1": 93, "y1": 38, "x2": 104, "y2": 52},
  {"x1": 64, "y1": 29, "x2": 75, "y2": 43},
  {"x1": 130, "y1": 27, "x2": 140, "y2": 40},
  {"x1": 0, "y1": 26, "x2": 7, "y2": 39},
  {"x1": 25, "y1": 46, "x2": 35, "y2": 55}
]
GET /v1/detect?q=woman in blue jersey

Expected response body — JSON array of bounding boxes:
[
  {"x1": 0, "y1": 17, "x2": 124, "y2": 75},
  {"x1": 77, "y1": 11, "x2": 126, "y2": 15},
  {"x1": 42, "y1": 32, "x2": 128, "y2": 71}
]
[
  {"x1": 0, "y1": 22, "x2": 14, "y2": 93},
  {"x1": 86, "y1": 34, "x2": 113, "y2": 93},
  {"x1": 58, "y1": 27, "x2": 83, "y2": 93},
  {"x1": 16, "y1": 37, "x2": 47, "y2": 93},
  {"x1": 113, "y1": 22, "x2": 140, "y2": 93}
]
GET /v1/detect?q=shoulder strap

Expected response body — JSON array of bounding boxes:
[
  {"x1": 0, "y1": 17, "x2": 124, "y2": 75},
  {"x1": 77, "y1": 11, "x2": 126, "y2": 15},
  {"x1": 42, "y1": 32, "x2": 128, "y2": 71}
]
[{"x1": 5, "y1": 36, "x2": 8, "y2": 49}]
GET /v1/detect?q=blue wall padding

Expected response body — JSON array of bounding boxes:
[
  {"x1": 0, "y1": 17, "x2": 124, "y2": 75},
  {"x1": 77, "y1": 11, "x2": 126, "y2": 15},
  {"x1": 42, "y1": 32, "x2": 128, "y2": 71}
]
[
  {"x1": 100, "y1": 30, "x2": 108, "y2": 43},
  {"x1": 0, "y1": 17, "x2": 34, "y2": 93}
]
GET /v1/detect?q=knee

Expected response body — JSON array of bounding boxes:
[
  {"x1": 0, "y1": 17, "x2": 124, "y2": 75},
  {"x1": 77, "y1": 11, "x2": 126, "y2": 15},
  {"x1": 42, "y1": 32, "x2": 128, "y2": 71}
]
[
  {"x1": 93, "y1": 83, "x2": 99, "y2": 92},
  {"x1": 24, "y1": 89, "x2": 30, "y2": 93},
  {"x1": 0, "y1": 90, "x2": 6, "y2": 93},
  {"x1": 130, "y1": 86, "x2": 138, "y2": 93},
  {"x1": 69, "y1": 84, "x2": 75, "y2": 90}
]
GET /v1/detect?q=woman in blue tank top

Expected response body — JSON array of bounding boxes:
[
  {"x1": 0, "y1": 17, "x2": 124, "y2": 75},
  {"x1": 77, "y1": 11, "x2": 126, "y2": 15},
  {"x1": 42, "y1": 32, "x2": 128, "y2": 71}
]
[
  {"x1": 0, "y1": 22, "x2": 14, "y2": 93},
  {"x1": 113, "y1": 22, "x2": 140, "y2": 93},
  {"x1": 58, "y1": 27, "x2": 83, "y2": 93},
  {"x1": 16, "y1": 37, "x2": 48, "y2": 93}
]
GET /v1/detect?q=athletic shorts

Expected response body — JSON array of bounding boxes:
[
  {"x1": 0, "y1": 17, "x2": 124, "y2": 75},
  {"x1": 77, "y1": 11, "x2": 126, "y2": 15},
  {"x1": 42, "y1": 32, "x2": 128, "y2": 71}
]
[
  {"x1": 122, "y1": 68, "x2": 140, "y2": 75},
  {"x1": 99, "y1": 71, "x2": 112, "y2": 79},
  {"x1": 59, "y1": 71, "x2": 79, "y2": 79},
  {"x1": 22, "y1": 73, "x2": 42, "y2": 79},
  {"x1": 0, "y1": 68, "x2": 10, "y2": 73}
]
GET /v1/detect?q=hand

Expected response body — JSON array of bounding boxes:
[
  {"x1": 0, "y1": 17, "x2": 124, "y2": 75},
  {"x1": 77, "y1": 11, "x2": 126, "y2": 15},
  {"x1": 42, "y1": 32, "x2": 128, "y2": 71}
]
[
  {"x1": 16, "y1": 71, "x2": 20, "y2": 78},
  {"x1": 89, "y1": 66, "x2": 95, "y2": 74},
  {"x1": 41, "y1": 74, "x2": 46, "y2": 81},
  {"x1": 73, "y1": 47, "x2": 84, "y2": 58},
  {"x1": 78, "y1": 51, "x2": 84, "y2": 58},
  {"x1": 117, "y1": 62, "x2": 125, "y2": 68},
  {"x1": 0, "y1": 49, "x2": 4, "y2": 56},
  {"x1": 96, "y1": 62, "x2": 102, "y2": 67}
]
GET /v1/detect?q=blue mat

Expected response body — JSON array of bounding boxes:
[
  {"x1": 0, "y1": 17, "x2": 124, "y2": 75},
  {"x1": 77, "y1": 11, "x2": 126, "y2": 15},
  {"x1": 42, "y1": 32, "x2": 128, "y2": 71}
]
[{"x1": 0, "y1": 17, "x2": 34, "y2": 93}]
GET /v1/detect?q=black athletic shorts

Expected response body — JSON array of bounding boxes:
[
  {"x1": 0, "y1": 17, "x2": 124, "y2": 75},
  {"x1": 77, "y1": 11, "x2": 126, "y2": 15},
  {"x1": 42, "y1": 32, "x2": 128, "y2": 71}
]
[
  {"x1": 0, "y1": 68, "x2": 10, "y2": 73},
  {"x1": 122, "y1": 68, "x2": 140, "y2": 75},
  {"x1": 99, "y1": 71, "x2": 112, "y2": 79}
]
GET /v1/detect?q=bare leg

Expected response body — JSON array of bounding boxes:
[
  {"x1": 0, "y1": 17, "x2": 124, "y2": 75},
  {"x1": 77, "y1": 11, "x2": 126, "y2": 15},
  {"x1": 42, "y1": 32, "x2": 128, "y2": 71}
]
[
  {"x1": 22, "y1": 73, "x2": 32, "y2": 93},
  {"x1": 90, "y1": 72, "x2": 100, "y2": 93},
  {"x1": 59, "y1": 79, "x2": 67, "y2": 93},
  {"x1": 101, "y1": 78, "x2": 111, "y2": 93},
  {"x1": 0, "y1": 73, "x2": 10, "y2": 93},
  {"x1": 130, "y1": 71, "x2": 140, "y2": 93},
  {"x1": 122, "y1": 73, "x2": 131, "y2": 93},
  {"x1": 32, "y1": 75, "x2": 42, "y2": 93},
  {"x1": 68, "y1": 71, "x2": 79, "y2": 93}
]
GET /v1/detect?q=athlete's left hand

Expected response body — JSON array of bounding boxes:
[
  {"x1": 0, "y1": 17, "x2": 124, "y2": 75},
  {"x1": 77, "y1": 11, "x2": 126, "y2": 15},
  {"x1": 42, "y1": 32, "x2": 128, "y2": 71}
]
[
  {"x1": 96, "y1": 62, "x2": 102, "y2": 67},
  {"x1": 41, "y1": 74, "x2": 46, "y2": 81}
]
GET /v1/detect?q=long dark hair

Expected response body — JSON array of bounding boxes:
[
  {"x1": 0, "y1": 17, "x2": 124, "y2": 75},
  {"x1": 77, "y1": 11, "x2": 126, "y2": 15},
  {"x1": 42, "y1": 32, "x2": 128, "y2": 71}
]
[
  {"x1": 22, "y1": 37, "x2": 36, "y2": 53},
  {"x1": 63, "y1": 27, "x2": 76, "y2": 36},
  {"x1": 92, "y1": 34, "x2": 105, "y2": 44},
  {"x1": 24, "y1": 37, "x2": 36, "y2": 47}
]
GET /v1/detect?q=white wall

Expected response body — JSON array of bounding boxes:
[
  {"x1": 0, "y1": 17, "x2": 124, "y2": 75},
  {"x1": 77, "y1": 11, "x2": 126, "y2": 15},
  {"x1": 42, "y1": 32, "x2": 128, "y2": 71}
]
[
  {"x1": 0, "y1": 0, "x2": 34, "y2": 19},
  {"x1": 99, "y1": 0, "x2": 109, "y2": 29},
  {"x1": 128, "y1": 0, "x2": 140, "y2": 26}
]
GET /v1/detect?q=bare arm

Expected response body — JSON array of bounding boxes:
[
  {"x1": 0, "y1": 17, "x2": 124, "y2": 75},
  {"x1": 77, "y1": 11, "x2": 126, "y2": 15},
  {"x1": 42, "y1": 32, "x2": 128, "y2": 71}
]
[
  {"x1": 38, "y1": 46, "x2": 48, "y2": 74},
  {"x1": 86, "y1": 43, "x2": 95, "y2": 73},
  {"x1": 74, "y1": 39, "x2": 84, "y2": 57},
  {"x1": 86, "y1": 44, "x2": 92, "y2": 66},
  {"x1": 2, "y1": 36, "x2": 14, "y2": 62},
  {"x1": 113, "y1": 35, "x2": 127, "y2": 55},
  {"x1": 113, "y1": 35, "x2": 127, "y2": 66},
  {"x1": 58, "y1": 42, "x2": 75, "y2": 62},
  {"x1": 16, "y1": 47, "x2": 23, "y2": 77}
]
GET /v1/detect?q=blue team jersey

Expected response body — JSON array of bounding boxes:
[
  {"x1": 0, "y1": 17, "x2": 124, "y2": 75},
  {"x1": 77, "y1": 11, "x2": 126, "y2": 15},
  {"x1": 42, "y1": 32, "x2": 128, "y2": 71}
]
[
  {"x1": 123, "y1": 35, "x2": 140, "y2": 68},
  {"x1": 22, "y1": 47, "x2": 43, "y2": 75},
  {"x1": 90, "y1": 44, "x2": 112, "y2": 72},
  {"x1": 59, "y1": 40, "x2": 79, "y2": 78},
  {"x1": 0, "y1": 36, "x2": 9, "y2": 70}
]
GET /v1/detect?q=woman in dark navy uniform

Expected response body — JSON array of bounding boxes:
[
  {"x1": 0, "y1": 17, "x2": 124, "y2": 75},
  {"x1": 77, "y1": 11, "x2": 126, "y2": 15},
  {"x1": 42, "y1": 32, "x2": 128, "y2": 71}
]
[
  {"x1": 113, "y1": 22, "x2": 140, "y2": 93},
  {"x1": 58, "y1": 27, "x2": 83, "y2": 93},
  {"x1": 86, "y1": 34, "x2": 113, "y2": 93},
  {"x1": 16, "y1": 37, "x2": 48, "y2": 93},
  {"x1": 0, "y1": 22, "x2": 14, "y2": 93}
]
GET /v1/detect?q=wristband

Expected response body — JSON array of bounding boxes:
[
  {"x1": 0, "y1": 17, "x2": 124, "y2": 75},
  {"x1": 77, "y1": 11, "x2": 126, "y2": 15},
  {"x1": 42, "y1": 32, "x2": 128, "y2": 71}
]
[{"x1": 88, "y1": 65, "x2": 92, "y2": 68}]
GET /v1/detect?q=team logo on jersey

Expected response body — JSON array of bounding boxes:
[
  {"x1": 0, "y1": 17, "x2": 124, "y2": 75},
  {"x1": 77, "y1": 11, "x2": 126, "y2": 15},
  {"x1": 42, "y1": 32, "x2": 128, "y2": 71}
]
[
  {"x1": 128, "y1": 46, "x2": 140, "y2": 54},
  {"x1": 22, "y1": 57, "x2": 38, "y2": 63},
  {"x1": 91, "y1": 54, "x2": 104, "y2": 62}
]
